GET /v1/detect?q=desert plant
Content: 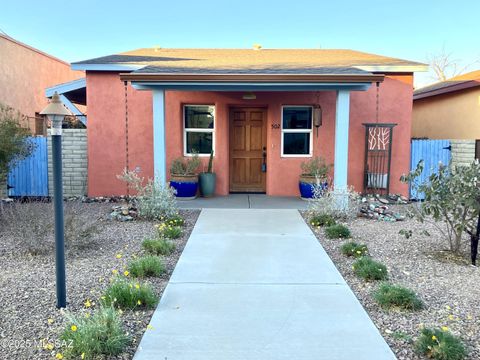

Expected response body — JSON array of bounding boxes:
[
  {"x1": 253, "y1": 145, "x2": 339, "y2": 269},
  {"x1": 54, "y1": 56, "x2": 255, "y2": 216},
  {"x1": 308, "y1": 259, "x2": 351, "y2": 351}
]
[
  {"x1": 415, "y1": 328, "x2": 466, "y2": 360},
  {"x1": 102, "y1": 278, "x2": 157, "y2": 310},
  {"x1": 156, "y1": 222, "x2": 182, "y2": 239},
  {"x1": 325, "y1": 224, "x2": 351, "y2": 239},
  {"x1": 170, "y1": 152, "x2": 201, "y2": 175},
  {"x1": 64, "y1": 200, "x2": 100, "y2": 250},
  {"x1": 128, "y1": 256, "x2": 165, "y2": 277},
  {"x1": 61, "y1": 306, "x2": 129, "y2": 358},
  {"x1": 0, "y1": 103, "x2": 35, "y2": 182},
  {"x1": 353, "y1": 257, "x2": 388, "y2": 281},
  {"x1": 0, "y1": 200, "x2": 54, "y2": 255},
  {"x1": 165, "y1": 214, "x2": 185, "y2": 227},
  {"x1": 142, "y1": 238, "x2": 176, "y2": 256},
  {"x1": 402, "y1": 160, "x2": 480, "y2": 255},
  {"x1": 310, "y1": 213, "x2": 336, "y2": 227},
  {"x1": 340, "y1": 242, "x2": 368, "y2": 258},
  {"x1": 308, "y1": 185, "x2": 360, "y2": 221},
  {"x1": 118, "y1": 169, "x2": 178, "y2": 220},
  {"x1": 373, "y1": 283, "x2": 424, "y2": 310},
  {"x1": 206, "y1": 149, "x2": 214, "y2": 173},
  {"x1": 300, "y1": 156, "x2": 331, "y2": 178}
]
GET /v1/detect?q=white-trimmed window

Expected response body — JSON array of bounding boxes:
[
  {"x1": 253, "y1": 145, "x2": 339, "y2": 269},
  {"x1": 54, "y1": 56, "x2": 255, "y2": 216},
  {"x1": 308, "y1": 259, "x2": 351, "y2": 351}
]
[
  {"x1": 281, "y1": 106, "x2": 313, "y2": 157},
  {"x1": 183, "y1": 105, "x2": 215, "y2": 155}
]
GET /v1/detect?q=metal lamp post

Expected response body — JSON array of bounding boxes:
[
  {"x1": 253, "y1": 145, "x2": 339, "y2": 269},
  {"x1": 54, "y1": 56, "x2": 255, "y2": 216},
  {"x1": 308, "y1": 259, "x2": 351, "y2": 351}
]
[{"x1": 40, "y1": 92, "x2": 71, "y2": 308}]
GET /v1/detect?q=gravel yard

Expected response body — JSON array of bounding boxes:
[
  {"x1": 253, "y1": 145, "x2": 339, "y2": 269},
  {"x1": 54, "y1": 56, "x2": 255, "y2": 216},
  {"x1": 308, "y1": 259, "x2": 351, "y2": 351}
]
[
  {"x1": 303, "y1": 206, "x2": 480, "y2": 360},
  {"x1": 0, "y1": 201, "x2": 199, "y2": 359}
]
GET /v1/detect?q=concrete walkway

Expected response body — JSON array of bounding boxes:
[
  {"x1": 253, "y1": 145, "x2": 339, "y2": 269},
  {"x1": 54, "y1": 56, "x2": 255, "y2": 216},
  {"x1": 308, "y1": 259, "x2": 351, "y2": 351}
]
[{"x1": 134, "y1": 209, "x2": 396, "y2": 360}]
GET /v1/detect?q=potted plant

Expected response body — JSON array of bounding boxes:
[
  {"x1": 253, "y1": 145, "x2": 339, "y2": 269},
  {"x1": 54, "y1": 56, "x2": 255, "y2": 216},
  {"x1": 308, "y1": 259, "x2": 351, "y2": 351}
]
[
  {"x1": 199, "y1": 150, "x2": 216, "y2": 197},
  {"x1": 299, "y1": 156, "x2": 331, "y2": 200},
  {"x1": 170, "y1": 152, "x2": 201, "y2": 200}
]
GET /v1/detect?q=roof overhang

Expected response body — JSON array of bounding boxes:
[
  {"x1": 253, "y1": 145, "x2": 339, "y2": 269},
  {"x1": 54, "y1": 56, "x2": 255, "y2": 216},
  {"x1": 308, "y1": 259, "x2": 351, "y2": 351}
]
[
  {"x1": 120, "y1": 73, "x2": 384, "y2": 92},
  {"x1": 414, "y1": 80, "x2": 480, "y2": 100}
]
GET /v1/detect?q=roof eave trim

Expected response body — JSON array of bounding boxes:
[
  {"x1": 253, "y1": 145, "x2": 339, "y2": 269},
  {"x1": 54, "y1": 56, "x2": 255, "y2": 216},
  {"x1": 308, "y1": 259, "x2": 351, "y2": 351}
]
[
  {"x1": 45, "y1": 78, "x2": 86, "y2": 97},
  {"x1": 356, "y1": 65, "x2": 429, "y2": 72},
  {"x1": 119, "y1": 73, "x2": 385, "y2": 83},
  {"x1": 71, "y1": 63, "x2": 144, "y2": 71},
  {"x1": 413, "y1": 81, "x2": 480, "y2": 100}
]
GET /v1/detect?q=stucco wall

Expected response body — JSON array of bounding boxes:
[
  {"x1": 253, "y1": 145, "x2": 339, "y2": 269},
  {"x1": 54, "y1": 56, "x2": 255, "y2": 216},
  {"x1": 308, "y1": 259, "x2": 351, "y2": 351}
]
[
  {"x1": 47, "y1": 129, "x2": 88, "y2": 197},
  {"x1": 412, "y1": 87, "x2": 480, "y2": 139},
  {"x1": 0, "y1": 35, "x2": 83, "y2": 127},
  {"x1": 86, "y1": 72, "x2": 413, "y2": 197}
]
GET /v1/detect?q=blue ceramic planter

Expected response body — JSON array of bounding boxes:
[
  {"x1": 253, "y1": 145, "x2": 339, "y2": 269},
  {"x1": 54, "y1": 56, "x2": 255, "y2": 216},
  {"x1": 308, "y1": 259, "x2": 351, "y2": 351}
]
[
  {"x1": 299, "y1": 176, "x2": 328, "y2": 200},
  {"x1": 170, "y1": 175, "x2": 198, "y2": 200}
]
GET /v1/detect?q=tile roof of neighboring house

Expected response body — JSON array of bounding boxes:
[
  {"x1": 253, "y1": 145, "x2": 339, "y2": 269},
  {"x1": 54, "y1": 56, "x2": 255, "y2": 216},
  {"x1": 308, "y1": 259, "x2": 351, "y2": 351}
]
[
  {"x1": 72, "y1": 48, "x2": 426, "y2": 75},
  {"x1": 413, "y1": 70, "x2": 480, "y2": 100}
]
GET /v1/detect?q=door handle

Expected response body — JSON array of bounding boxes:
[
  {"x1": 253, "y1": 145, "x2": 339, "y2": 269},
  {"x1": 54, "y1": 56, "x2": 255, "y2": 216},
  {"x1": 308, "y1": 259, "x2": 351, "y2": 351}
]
[{"x1": 262, "y1": 147, "x2": 267, "y2": 172}]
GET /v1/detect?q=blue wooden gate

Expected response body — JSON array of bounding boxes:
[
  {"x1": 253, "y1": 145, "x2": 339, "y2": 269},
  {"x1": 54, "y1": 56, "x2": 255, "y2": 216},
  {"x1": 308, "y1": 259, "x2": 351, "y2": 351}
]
[
  {"x1": 7, "y1": 137, "x2": 48, "y2": 196},
  {"x1": 410, "y1": 139, "x2": 451, "y2": 200}
]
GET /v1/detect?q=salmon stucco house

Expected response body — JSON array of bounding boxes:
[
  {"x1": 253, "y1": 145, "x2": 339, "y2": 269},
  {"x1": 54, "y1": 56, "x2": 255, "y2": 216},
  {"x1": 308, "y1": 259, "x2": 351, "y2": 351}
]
[{"x1": 70, "y1": 47, "x2": 427, "y2": 197}]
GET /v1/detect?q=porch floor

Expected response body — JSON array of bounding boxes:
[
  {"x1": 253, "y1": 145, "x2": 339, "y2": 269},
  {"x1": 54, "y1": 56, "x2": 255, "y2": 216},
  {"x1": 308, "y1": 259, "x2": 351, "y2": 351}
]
[{"x1": 176, "y1": 194, "x2": 309, "y2": 210}]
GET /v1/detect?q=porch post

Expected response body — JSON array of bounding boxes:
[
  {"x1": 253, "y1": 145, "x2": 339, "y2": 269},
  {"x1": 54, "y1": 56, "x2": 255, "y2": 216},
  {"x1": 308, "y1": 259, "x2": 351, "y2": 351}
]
[
  {"x1": 152, "y1": 89, "x2": 166, "y2": 185},
  {"x1": 334, "y1": 90, "x2": 350, "y2": 208}
]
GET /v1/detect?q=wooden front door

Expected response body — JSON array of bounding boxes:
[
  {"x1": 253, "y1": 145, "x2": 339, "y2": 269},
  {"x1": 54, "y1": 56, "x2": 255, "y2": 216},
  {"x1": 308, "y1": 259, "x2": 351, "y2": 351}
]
[{"x1": 229, "y1": 107, "x2": 267, "y2": 192}]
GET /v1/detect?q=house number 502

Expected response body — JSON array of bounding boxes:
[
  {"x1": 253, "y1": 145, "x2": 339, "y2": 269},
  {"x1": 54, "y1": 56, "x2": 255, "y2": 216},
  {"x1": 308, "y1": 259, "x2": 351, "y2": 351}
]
[{"x1": 271, "y1": 123, "x2": 280, "y2": 129}]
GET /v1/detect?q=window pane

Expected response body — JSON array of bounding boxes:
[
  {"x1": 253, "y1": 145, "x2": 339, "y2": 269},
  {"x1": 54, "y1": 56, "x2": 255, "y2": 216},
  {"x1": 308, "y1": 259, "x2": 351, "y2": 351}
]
[
  {"x1": 185, "y1": 105, "x2": 214, "y2": 129},
  {"x1": 283, "y1": 133, "x2": 310, "y2": 155},
  {"x1": 282, "y1": 107, "x2": 312, "y2": 129},
  {"x1": 186, "y1": 132, "x2": 212, "y2": 154}
]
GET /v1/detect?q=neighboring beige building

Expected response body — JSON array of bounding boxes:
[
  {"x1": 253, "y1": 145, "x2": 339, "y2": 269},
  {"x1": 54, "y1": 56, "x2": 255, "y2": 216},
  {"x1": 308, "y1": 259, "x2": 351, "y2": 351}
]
[
  {"x1": 412, "y1": 70, "x2": 480, "y2": 140},
  {"x1": 0, "y1": 33, "x2": 83, "y2": 133}
]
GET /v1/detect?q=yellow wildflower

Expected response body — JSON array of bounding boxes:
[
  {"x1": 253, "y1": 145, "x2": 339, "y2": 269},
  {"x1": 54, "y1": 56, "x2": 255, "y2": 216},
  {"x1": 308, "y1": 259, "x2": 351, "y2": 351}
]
[
  {"x1": 81, "y1": 353, "x2": 85, "y2": 359},
  {"x1": 446, "y1": 305, "x2": 451, "y2": 310},
  {"x1": 44, "y1": 343, "x2": 54, "y2": 350},
  {"x1": 137, "y1": 300, "x2": 142, "y2": 305},
  {"x1": 441, "y1": 326, "x2": 449, "y2": 331},
  {"x1": 55, "y1": 353, "x2": 63, "y2": 359},
  {"x1": 71, "y1": 325, "x2": 77, "y2": 332},
  {"x1": 112, "y1": 269, "x2": 118, "y2": 275},
  {"x1": 448, "y1": 314, "x2": 455, "y2": 320},
  {"x1": 116, "y1": 254, "x2": 122, "y2": 259},
  {"x1": 135, "y1": 283, "x2": 140, "y2": 289},
  {"x1": 47, "y1": 318, "x2": 54, "y2": 325},
  {"x1": 431, "y1": 335, "x2": 437, "y2": 341},
  {"x1": 124, "y1": 271, "x2": 130, "y2": 276},
  {"x1": 84, "y1": 299, "x2": 92, "y2": 308}
]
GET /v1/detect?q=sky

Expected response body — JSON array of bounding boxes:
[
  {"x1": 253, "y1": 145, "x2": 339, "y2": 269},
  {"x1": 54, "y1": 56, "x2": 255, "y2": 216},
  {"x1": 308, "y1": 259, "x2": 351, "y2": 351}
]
[{"x1": 1, "y1": 0, "x2": 479, "y2": 88}]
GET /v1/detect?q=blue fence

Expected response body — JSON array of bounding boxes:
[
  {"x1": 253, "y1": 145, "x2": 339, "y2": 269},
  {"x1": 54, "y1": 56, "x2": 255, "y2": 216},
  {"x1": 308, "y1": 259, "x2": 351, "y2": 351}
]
[
  {"x1": 410, "y1": 139, "x2": 451, "y2": 200},
  {"x1": 7, "y1": 137, "x2": 48, "y2": 197}
]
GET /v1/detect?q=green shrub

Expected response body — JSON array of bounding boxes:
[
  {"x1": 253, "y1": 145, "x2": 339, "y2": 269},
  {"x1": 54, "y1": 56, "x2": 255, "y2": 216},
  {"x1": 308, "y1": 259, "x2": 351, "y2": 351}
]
[
  {"x1": 353, "y1": 257, "x2": 388, "y2": 281},
  {"x1": 142, "y1": 238, "x2": 176, "y2": 256},
  {"x1": 156, "y1": 223, "x2": 182, "y2": 239},
  {"x1": 373, "y1": 283, "x2": 423, "y2": 310},
  {"x1": 165, "y1": 214, "x2": 185, "y2": 227},
  {"x1": 415, "y1": 328, "x2": 466, "y2": 360},
  {"x1": 325, "y1": 224, "x2": 351, "y2": 239},
  {"x1": 310, "y1": 213, "x2": 336, "y2": 227},
  {"x1": 102, "y1": 278, "x2": 157, "y2": 310},
  {"x1": 117, "y1": 169, "x2": 178, "y2": 220},
  {"x1": 61, "y1": 306, "x2": 129, "y2": 358},
  {"x1": 340, "y1": 242, "x2": 368, "y2": 258},
  {"x1": 128, "y1": 256, "x2": 165, "y2": 278}
]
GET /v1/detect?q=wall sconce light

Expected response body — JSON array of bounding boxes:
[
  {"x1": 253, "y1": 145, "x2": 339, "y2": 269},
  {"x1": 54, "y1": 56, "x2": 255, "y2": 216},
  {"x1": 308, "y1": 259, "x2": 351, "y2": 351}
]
[
  {"x1": 313, "y1": 104, "x2": 322, "y2": 137},
  {"x1": 242, "y1": 92, "x2": 256, "y2": 100}
]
